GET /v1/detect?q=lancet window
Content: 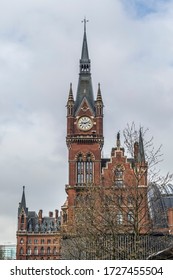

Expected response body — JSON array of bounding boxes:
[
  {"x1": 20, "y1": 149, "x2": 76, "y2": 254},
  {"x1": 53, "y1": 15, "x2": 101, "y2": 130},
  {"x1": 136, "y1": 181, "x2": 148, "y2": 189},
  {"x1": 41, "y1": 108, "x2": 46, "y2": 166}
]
[
  {"x1": 77, "y1": 154, "x2": 84, "y2": 184},
  {"x1": 76, "y1": 153, "x2": 93, "y2": 184}
]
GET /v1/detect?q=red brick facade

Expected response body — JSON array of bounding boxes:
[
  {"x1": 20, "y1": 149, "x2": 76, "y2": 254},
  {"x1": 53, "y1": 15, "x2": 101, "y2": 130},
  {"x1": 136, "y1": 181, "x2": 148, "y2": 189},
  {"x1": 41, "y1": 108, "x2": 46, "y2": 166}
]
[
  {"x1": 16, "y1": 22, "x2": 173, "y2": 260},
  {"x1": 16, "y1": 196, "x2": 61, "y2": 260}
]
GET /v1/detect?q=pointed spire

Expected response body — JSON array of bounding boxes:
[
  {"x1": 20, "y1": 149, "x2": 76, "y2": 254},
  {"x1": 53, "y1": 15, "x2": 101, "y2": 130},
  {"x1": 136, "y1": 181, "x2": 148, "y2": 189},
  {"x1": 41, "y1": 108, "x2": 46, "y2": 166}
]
[
  {"x1": 138, "y1": 128, "x2": 145, "y2": 162},
  {"x1": 21, "y1": 186, "x2": 26, "y2": 209},
  {"x1": 80, "y1": 17, "x2": 90, "y2": 74},
  {"x1": 18, "y1": 186, "x2": 28, "y2": 216},
  {"x1": 74, "y1": 19, "x2": 95, "y2": 114},
  {"x1": 81, "y1": 18, "x2": 90, "y2": 63},
  {"x1": 67, "y1": 83, "x2": 74, "y2": 102},
  {"x1": 96, "y1": 83, "x2": 103, "y2": 102},
  {"x1": 67, "y1": 83, "x2": 74, "y2": 116}
]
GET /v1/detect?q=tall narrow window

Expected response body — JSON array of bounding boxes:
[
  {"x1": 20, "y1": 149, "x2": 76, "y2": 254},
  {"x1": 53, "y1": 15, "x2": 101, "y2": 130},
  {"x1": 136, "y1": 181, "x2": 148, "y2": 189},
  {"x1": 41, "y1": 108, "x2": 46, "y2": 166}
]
[
  {"x1": 114, "y1": 165, "x2": 124, "y2": 187},
  {"x1": 20, "y1": 247, "x2": 24, "y2": 255},
  {"x1": 53, "y1": 247, "x2": 57, "y2": 255},
  {"x1": 40, "y1": 247, "x2": 44, "y2": 255},
  {"x1": 117, "y1": 211, "x2": 123, "y2": 224},
  {"x1": 127, "y1": 211, "x2": 134, "y2": 223},
  {"x1": 34, "y1": 247, "x2": 38, "y2": 255},
  {"x1": 77, "y1": 154, "x2": 84, "y2": 184},
  {"x1": 86, "y1": 154, "x2": 93, "y2": 184},
  {"x1": 21, "y1": 214, "x2": 24, "y2": 223},
  {"x1": 47, "y1": 247, "x2": 51, "y2": 255},
  {"x1": 27, "y1": 247, "x2": 31, "y2": 255}
]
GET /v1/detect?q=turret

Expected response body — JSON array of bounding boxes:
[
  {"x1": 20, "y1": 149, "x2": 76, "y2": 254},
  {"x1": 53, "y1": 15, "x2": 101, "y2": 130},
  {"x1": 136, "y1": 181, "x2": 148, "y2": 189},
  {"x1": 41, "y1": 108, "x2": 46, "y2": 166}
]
[
  {"x1": 66, "y1": 83, "x2": 74, "y2": 116},
  {"x1": 96, "y1": 83, "x2": 104, "y2": 116},
  {"x1": 18, "y1": 186, "x2": 28, "y2": 231}
]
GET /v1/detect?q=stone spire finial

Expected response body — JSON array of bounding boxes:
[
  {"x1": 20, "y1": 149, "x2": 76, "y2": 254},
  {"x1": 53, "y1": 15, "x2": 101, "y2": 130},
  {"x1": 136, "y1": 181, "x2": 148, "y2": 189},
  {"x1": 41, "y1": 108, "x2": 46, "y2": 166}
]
[{"x1": 117, "y1": 131, "x2": 120, "y2": 149}]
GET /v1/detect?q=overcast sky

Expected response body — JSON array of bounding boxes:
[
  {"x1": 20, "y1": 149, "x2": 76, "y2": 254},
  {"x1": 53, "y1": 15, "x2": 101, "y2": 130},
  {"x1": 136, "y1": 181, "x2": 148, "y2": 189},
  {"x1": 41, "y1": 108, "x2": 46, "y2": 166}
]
[{"x1": 1, "y1": 0, "x2": 173, "y2": 243}]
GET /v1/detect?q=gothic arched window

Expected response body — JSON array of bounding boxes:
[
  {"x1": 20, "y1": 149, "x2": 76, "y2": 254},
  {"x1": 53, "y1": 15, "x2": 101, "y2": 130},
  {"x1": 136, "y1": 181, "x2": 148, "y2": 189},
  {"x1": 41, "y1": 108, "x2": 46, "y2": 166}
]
[
  {"x1": 40, "y1": 247, "x2": 44, "y2": 255},
  {"x1": 21, "y1": 214, "x2": 24, "y2": 223},
  {"x1": 34, "y1": 247, "x2": 38, "y2": 255},
  {"x1": 86, "y1": 154, "x2": 93, "y2": 184},
  {"x1": 20, "y1": 247, "x2": 24, "y2": 255},
  {"x1": 20, "y1": 238, "x2": 24, "y2": 244},
  {"x1": 77, "y1": 154, "x2": 84, "y2": 184},
  {"x1": 27, "y1": 247, "x2": 31, "y2": 255},
  {"x1": 76, "y1": 153, "x2": 94, "y2": 184}
]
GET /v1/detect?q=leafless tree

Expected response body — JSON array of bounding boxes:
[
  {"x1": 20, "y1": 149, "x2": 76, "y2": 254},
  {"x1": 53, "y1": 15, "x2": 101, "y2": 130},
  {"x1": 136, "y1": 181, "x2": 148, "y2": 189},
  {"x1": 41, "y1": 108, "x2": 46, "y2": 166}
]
[{"x1": 61, "y1": 123, "x2": 173, "y2": 259}]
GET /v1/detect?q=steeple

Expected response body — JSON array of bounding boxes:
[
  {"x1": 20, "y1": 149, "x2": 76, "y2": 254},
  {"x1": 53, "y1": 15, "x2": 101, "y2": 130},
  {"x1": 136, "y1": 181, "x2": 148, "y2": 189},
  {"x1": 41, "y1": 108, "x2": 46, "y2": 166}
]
[
  {"x1": 80, "y1": 18, "x2": 90, "y2": 73},
  {"x1": 138, "y1": 128, "x2": 145, "y2": 163},
  {"x1": 74, "y1": 18, "x2": 95, "y2": 114},
  {"x1": 18, "y1": 186, "x2": 28, "y2": 216}
]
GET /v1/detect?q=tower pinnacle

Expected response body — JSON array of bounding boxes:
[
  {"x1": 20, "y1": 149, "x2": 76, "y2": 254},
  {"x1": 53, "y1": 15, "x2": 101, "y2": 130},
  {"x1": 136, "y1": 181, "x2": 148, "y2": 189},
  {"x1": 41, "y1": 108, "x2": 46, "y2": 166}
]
[
  {"x1": 82, "y1": 17, "x2": 89, "y2": 33},
  {"x1": 74, "y1": 19, "x2": 95, "y2": 114}
]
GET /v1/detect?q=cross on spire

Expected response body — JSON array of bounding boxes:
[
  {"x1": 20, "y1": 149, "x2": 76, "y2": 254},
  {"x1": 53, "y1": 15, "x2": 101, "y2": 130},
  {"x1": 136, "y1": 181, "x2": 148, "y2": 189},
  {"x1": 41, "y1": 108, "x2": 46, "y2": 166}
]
[{"x1": 82, "y1": 17, "x2": 89, "y2": 32}]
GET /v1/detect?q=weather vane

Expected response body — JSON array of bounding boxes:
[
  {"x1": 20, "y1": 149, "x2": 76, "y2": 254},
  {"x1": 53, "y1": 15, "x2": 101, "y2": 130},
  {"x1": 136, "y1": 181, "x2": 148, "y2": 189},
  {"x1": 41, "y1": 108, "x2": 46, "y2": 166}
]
[{"x1": 82, "y1": 17, "x2": 89, "y2": 32}]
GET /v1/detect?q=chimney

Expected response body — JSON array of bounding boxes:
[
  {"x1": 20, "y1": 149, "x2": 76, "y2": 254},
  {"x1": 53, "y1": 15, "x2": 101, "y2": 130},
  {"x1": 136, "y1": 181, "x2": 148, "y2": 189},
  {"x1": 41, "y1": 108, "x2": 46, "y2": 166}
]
[
  {"x1": 38, "y1": 209, "x2": 43, "y2": 222},
  {"x1": 134, "y1": 141, "x2": 139, "y2": 162},
  {"x1": 49, "y1": 211, "x2": 53, "y2": 218},
  {"x1": 55, "y1": 209, "x2": 59, "y2": 220}
]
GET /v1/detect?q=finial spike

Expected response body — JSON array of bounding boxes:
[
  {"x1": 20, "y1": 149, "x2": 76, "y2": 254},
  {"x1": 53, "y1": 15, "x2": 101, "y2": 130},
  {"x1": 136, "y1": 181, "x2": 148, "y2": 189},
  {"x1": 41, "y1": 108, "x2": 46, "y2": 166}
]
[
  {"x1": 117, "y1": 131, "x2": 121, "y2": 149},
  {"x1": 82, "y1": 17, "x2": 89, "y2": 33}
]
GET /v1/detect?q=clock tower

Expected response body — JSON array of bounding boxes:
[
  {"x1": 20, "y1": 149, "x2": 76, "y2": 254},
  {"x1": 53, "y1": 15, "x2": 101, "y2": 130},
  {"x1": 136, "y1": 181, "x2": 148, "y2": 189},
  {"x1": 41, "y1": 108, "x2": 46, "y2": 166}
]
[{"x1": 64, "y1": 20, "x2": 104, "y2": 226}]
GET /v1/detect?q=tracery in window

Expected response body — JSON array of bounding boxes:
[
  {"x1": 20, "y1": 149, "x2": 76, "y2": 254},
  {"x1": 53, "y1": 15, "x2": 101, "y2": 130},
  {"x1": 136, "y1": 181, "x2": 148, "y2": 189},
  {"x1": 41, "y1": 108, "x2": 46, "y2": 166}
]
[
  {"x1": 86, "y1": 154, "x2": 93, "y2": 184},
  {"x1": 76, "y1": 153, "x2": 93, "y2": 184},
  {"x1": 77, "y1": 154, "x2": 84, "y2": 184}
]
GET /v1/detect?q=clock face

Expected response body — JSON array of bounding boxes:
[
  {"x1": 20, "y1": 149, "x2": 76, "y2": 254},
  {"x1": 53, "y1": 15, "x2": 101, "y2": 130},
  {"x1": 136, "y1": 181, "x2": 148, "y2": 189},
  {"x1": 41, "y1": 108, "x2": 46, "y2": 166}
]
[{"x1": 78, "y1": 116, "x2": 93, "y2": 131}]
